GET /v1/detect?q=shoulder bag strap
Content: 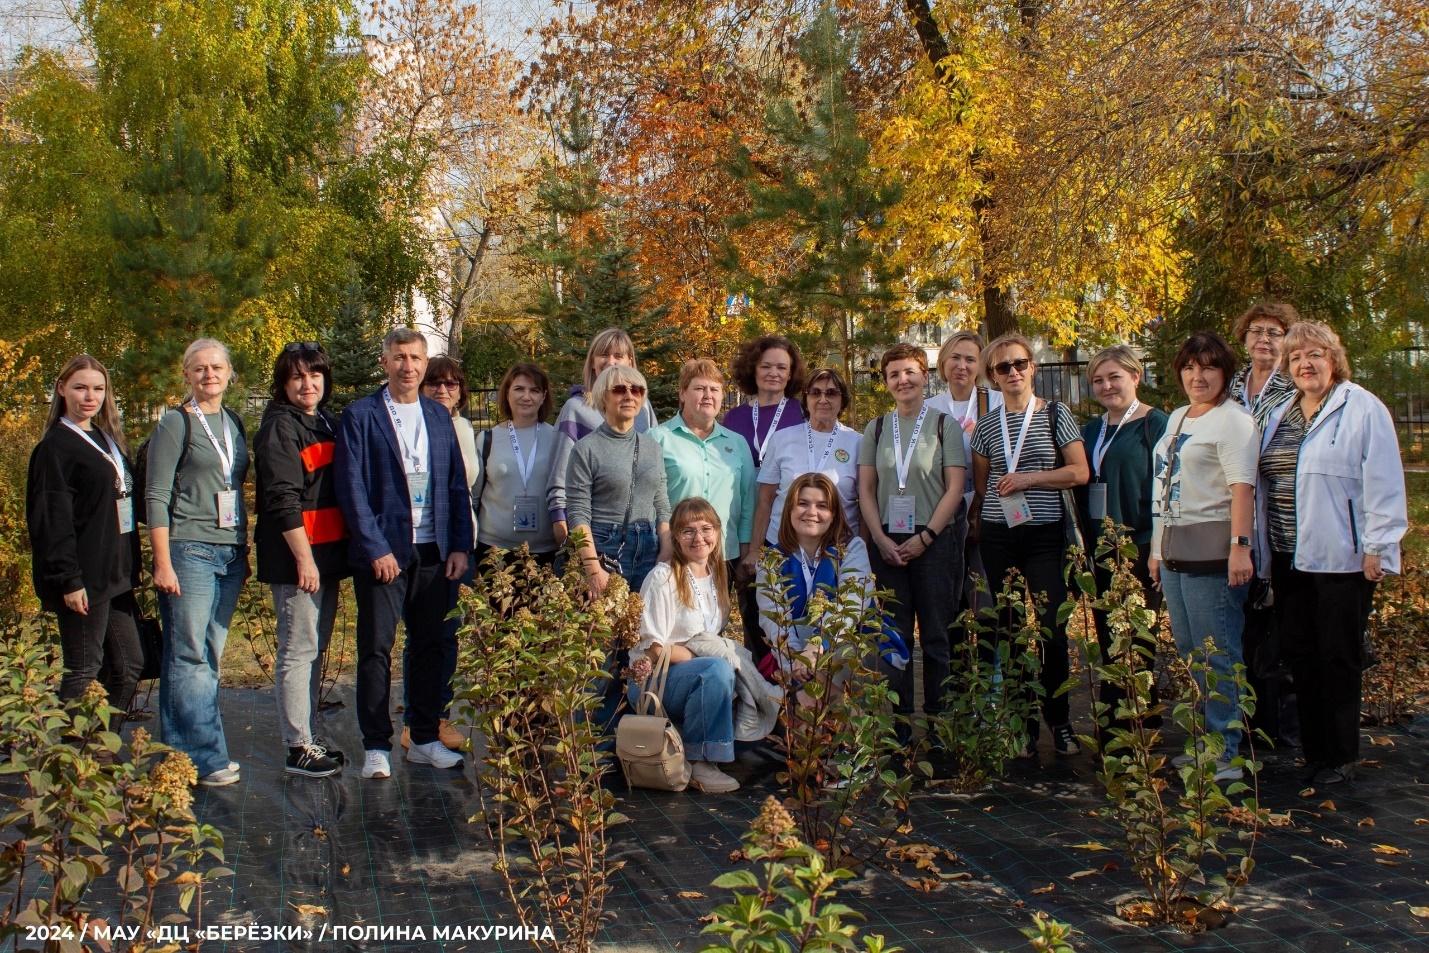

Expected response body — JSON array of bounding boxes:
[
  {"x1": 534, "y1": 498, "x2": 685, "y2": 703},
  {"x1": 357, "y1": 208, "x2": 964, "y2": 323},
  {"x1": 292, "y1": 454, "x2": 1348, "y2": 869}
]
[
  {"x1": 474, "y1": 429, "x2": 494, "y2": 505},
  {"x1": 614, "y1": 436, "x2": 639, "y2": 563},
  {"x1": 639, "y1": 647, "x2": 673, "y2": 717},
  {"x1": 1158, "y1": 409, "x2": 1190, "y2": 517}
]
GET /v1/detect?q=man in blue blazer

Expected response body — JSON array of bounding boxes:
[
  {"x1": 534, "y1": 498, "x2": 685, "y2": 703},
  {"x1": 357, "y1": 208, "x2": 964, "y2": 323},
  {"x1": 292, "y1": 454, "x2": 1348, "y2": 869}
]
[{"x1": 335, "y1": 328, "x2": 472, "y2": 780}]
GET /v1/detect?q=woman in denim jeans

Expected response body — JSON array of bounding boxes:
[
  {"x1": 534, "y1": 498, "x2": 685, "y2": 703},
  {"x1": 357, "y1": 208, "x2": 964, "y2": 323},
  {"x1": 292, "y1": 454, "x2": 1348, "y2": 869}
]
[
  {"x1": 566, "y1": 364, "x2": 672, "y2": 596},
  {"x1": 1149, "y1": 332, "x2": 1258, "y2": 783},
  {"x1": 254, "y1": 343, "x2": 351, "y2": 778},
  {"x1": 146, "y1": 338, "x2": 250, "y2": 787}
]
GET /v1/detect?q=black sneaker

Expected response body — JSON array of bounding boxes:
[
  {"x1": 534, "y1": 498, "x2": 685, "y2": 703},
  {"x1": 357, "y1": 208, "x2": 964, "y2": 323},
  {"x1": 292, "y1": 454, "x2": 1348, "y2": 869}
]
[
  {"x1": 1051, "y1": 724, "x2": 1081, "y2": 756},
  {"x1": 287, "y1": 743, "x2": 342, "y2": 778},
  {"x1": 313, "y1": 739, "x2": 346, "y2": 766}
]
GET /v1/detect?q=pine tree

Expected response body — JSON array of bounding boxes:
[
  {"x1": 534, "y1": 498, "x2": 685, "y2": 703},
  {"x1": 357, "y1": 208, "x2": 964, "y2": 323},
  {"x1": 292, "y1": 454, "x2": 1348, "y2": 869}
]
[
  {"x1": 522, "y1": 94, "x2": 680, "y2": 414},
  {"x1": 721, "y1": 5, "x2": 904, "y2": 416},
  {"x1": 109, "y1": 121, "x2": 272, "y2": 406},
  {"x1": 324, "y1": 277, "x2": 387, "y2": 411}
]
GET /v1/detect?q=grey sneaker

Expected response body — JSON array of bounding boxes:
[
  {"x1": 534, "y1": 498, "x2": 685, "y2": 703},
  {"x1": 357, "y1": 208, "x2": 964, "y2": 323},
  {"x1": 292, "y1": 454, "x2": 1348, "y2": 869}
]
[
  {"x1": 198, "y1": 765, "x2": 241, "y2": 787},
  {"x1": 1213, "y1": 760, "x2": 1243, "y2": 782},
  {"x1": 689, "y1": 761, "x2": 740, "y2": 793}
]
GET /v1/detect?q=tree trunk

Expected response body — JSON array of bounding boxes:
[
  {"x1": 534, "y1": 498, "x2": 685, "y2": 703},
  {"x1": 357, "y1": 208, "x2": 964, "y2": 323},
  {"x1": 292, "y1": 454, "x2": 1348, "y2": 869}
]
[{"x1": 446, "y1": 224, "x2": 493, "y2": 356}]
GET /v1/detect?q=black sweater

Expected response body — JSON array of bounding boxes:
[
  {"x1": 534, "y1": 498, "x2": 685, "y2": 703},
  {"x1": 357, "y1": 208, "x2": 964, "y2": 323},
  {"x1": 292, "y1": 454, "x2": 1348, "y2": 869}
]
[
  {"x1": 26, "y1": 424, "x2": 141, "y2": 609},
  {"x1": 254, "y1": 401, "x2": 352, "y2": 584}
]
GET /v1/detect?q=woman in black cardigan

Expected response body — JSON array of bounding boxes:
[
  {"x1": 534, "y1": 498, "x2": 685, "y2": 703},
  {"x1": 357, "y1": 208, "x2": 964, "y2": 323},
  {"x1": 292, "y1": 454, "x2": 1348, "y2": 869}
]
[{"x1": 26, "y1": 354, "x2": 143, "y2": 712}]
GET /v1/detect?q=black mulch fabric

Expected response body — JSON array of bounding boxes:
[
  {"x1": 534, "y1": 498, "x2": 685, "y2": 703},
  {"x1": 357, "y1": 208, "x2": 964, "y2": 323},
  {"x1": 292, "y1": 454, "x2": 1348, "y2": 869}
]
[{"x1": 79, "y1": 688, "x2": 1429, "y2": 951}]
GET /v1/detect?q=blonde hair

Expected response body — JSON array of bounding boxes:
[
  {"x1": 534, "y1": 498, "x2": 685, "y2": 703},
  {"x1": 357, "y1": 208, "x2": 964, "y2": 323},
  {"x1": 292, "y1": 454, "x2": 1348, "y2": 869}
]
[
  {"x1": 587, "y1": 363, "x2": 648, "y2": 414},
  {"x1": 182, "y1": 338, "x2": 232, "y2": 372},
  {"x1": 46, "y1": 355, "x2": 128, "y2": 454},
  {"x1": 1087, "y1": 345, "x2": 1143, "y2": 380},
  {"x1": 583, "y1": 328, "x2": 637, "y2": 392},
  {"x1": 670, "y1": 498, "x2": 730, "y2": 615},
  {"x1": 935, "y1": 331, "x2": 986, "y2": 385},
  {"x1": 982, "y1": 333, "x2": 1036, "y2": 390},
  {"x1": 1280, "y1": 321, "x2": 1351, "y2": 383},
  {"x1": 679, "y1": 358, "x2": 724, "y2": 391}
]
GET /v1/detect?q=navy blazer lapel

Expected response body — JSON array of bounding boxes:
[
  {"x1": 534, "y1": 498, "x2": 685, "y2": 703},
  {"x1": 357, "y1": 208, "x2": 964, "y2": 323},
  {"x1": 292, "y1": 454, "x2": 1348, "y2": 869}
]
[
  {"x1": 420, "y1": 396, "x2": 447, "y2": 476},
  {"x1": 372, "y1": 387, "x2": 404, "y2": 468}
]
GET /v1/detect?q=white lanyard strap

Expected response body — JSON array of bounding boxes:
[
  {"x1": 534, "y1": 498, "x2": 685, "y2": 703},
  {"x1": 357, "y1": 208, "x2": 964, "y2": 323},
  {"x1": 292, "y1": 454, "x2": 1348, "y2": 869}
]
[
  {"x1": 190, "y1": 401, "x2": 236, "y2": 488},
  {"x1": 61, "y1": 418, "x2": 128, "y2": 493},
  {"x1": 797, "y1": 549, "x2": 820, "y2": 595},
  {"x1": 1091, "y1": 399, "x2": 1139, "y2": 474},
  {"x1": 687, "y1": 568, "x2": 719, "y2": 630},
  {"x1": 998, "y1": 403, "x2": 1037, "y2": 475},
  {"x1": 507, "y1": 422, "x2": 538, "y2": 489},
  {"x1": 752, "y1": 398, "x2": 787, "y2": 464},
  {"x1": 953, "y1": 393, "x2": 978, "y2": 430},
  {"x1": 806, "y1": 423, "x2": 839, "y2": 473},
  {"x1": 383, "y1": 387, "x2": 427, "y2": 473},
  {"x1": 890, "y1": 406, "x2": 929, "y2": 492}
]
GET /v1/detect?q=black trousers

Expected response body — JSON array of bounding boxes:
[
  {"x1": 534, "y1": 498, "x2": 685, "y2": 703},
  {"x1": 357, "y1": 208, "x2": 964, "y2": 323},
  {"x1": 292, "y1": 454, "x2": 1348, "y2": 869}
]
[
  {"x1": 868, "y1": 521, "x2": 966, "y2": 719},
  {"x1": 353, "y1": 543, "x2": 456, "y2": 751},
  {"x1": 1091, "y1": 543, "x2": 1162, "y2": 734},
  {"x1": 1271, "y1": 552, "x2": 1375, "y2": 769},
  {"x1": 57, "y1": 590, "x2": 143, "y2": 714},
  {"x1": 978, "y1": 520, "x2": 1071, "y2": 733}
]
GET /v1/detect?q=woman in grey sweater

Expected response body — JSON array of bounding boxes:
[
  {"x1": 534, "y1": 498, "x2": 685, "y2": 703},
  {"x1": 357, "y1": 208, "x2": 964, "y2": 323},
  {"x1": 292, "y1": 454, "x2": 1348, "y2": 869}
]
[
  {"x1": 475, "y1": 363, "x2": 561, "y2": 565},
  {"x1": 567, "y1": 364, "x2": 672, "y2": 596},
  {"x1": 146, "y1": 338, "x2": 250, "y2": 787}
]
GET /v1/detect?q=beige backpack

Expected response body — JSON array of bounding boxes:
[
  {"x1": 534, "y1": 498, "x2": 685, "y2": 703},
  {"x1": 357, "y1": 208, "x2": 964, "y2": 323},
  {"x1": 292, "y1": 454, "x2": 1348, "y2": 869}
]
[{"x1": 615, "y1": 649, "x2": 691, "y2": 791}]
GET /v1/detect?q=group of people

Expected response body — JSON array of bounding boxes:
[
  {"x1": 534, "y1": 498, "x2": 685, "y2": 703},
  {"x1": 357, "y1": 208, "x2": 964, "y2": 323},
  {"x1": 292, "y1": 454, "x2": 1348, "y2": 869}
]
[{"x1": 27, "y1": 302, "x2": 1408, "y2": 794}]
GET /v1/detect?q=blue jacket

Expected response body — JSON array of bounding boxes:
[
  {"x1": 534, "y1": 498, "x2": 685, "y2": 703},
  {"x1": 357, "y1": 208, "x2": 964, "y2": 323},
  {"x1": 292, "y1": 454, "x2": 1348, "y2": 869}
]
[{"x1": 334, "y1": 389, "x2": 473, "y2": 566}]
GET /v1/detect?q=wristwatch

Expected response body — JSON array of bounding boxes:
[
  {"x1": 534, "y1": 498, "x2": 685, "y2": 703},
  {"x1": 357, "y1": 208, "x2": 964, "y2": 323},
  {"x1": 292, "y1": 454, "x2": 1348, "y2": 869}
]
[{"x1": 1230, "y1": 535, "x2": 1251, "y2": 548}]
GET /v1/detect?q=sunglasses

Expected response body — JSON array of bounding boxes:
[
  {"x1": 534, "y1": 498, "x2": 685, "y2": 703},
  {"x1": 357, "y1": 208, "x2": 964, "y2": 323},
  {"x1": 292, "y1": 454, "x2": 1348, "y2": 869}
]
[
  {"x1": 283, "y1": 341, "x2": 322, "y2": 354},
  {"x1": 993, "y1": 357, "x2": 1032, "y2": 376},
  {"x1": 807, "y1": 387, "x2": 842, "y2": 399},
  {"x1": 609, "y1": 383, "x2": 647, "y2": 397},
  {"x1": 425, "y1": 380, "x2": 461, "y2": 391}
]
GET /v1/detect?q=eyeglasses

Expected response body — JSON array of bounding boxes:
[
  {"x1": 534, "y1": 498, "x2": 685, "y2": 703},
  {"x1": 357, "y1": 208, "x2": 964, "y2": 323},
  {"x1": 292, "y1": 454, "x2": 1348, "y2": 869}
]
[
  {"x1": 283, "y1": 341, "x2": 322, "y2": 353},
  {"x1": 678, "y1": 527, "x2": 719, "y2": 541},
  {"x1": 807, "y1": 387, "x2": 842, "y2": 399},
  {"x1": 425, "y1": 380, "x2": 461, "y2": 391},
  {"x1": 609, "y1": 383, "x2": 647, "y2": 397},
  {"x1": 992, "y1": 357, "x2": 1032, "y2": 376},
  {"x1": 1246, "y1": 326, "x2": 1286, "y2": 340}
]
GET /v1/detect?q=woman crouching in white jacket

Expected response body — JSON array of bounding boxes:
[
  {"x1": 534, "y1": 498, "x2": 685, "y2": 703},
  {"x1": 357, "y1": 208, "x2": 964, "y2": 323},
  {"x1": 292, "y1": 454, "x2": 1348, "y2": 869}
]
[{"x1": 1254, "y1": 321, "x2": 1408, "y2": 787}]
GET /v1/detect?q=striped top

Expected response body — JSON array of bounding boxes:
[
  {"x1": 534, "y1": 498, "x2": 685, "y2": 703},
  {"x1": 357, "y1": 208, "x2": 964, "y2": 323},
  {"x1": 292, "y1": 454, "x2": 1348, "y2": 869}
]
[
  {"x1": 1259, "y1": 400, "x2": 1307, "y2": 553},
  {"x1": 970, "y1": 401, "x2": 1083, "y2": 526},
  {"x1": 1229, "y1": 363, "x2": 1296, "y2": 430}
]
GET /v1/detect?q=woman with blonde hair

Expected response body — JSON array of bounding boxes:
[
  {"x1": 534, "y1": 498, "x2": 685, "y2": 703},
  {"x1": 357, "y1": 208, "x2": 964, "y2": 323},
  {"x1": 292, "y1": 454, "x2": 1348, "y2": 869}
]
[
  {"x1": 146, "y1": 338, "x2": 250, "y2": 786},
  {"x1": 632, "y1": 498, "x2": 740, "y2": 793},
  {"x1": 27, "y1": 355, "x2": 143, "y2": 715},
  {"x1": 1255, "y1": 321, "x2": 1406, "y2": 785},
  {"x1": 549, "y1": 329, "x2": 658, "y2": 546}
]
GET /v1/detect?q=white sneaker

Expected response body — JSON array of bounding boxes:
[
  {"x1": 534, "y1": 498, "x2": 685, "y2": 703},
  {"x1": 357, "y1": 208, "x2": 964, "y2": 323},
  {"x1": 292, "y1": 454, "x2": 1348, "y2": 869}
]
[
  {"x1": 1213, "y1": 760, "x2": 1243, "y2": 783},
  {"x1": 407, "y1": 740, "x2": 463, "y2": 770},
  {"x1": 197, "y1": 765, "x2": 241, "y2": 787},
  {"x1": 688, "y1": 761, "x2": 740, "y2": 794},
  {"x1": 361, "y1": 750, "x2": 392, "y2": 780}
]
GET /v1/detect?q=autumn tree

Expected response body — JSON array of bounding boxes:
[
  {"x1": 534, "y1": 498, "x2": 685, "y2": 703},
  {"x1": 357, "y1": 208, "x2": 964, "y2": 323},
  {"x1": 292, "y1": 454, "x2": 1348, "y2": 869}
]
[{"x1": 724, "y1": 6, "x2": 903, "y2": 410}]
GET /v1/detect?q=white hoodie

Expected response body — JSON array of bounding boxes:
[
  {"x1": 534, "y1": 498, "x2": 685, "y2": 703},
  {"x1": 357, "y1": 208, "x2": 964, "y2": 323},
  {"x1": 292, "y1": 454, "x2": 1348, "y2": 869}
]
[{"x1": 1254, "y1": 381, "x2": 1407, "y2": 576}]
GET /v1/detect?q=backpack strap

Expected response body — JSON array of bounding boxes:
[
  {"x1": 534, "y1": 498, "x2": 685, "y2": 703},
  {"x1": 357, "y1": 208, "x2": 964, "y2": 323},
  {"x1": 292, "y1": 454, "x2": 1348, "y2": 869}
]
[
  {"x1": 976, "y1": 385, "x2": 989, "y2": 419},
  {"x1": 874, "y1": 413, "x2": 884, "y2": 451},
  {"x1": 473, "y1": 429, "x2": 494, "y2": 506}
]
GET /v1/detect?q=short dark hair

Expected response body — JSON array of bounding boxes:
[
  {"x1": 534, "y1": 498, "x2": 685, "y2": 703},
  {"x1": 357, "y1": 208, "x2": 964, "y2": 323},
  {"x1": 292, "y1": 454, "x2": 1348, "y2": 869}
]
[
  {"x1": 1172, "y1": 331, "x2": 1239, "y2": 402},
  {"x1": 499, "y1": 363, "x2": 553, "y2": 422},
  {"x1": 422, "y1": 355, "x2": 469, "y2": 416},
  {"x1": 270, "y1": 342, "x2": 333, "y2": 407},
  {"x1": 799, "y1": 368, "x2": 850, "y2": 418},
  {"x1": 731, "y1": 335, "x2": 805, "y2": 398}
]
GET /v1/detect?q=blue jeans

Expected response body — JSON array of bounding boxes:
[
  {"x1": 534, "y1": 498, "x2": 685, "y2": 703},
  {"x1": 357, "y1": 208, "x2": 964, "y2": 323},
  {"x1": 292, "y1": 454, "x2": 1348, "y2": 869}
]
[
  {"x1": 627, "y1": 656, "x2": 735, "y2": 763},
  {"x1": 1161, "y1": 568, "x2": 1248, "y2": 755},
  {"x1": 159, "y1": 541, "x2": 245, "y2": 776},
  {"x1": 591, "y1": 520, "x2": 659, "y2": 593}
]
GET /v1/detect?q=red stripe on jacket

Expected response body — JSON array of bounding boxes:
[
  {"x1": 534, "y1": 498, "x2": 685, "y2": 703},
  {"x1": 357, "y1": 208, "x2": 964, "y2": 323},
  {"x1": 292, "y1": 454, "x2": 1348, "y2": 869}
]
[
  {"x1": 300, "y1": 440, "x2": 336, "y2": 472},
  {"x1": 303, "y1": 506, "x2": 348, "y2": 545}
]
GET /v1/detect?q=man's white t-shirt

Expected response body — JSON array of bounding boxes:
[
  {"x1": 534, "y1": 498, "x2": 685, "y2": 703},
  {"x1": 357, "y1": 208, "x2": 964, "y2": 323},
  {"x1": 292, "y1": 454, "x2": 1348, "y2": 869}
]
[{"x1": 389, "y1": 398, "x2": 436, "y2": 544}]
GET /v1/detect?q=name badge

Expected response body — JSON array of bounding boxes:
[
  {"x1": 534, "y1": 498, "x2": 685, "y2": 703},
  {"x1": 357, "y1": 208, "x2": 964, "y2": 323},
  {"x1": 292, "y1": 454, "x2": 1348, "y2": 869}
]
[
  {"x1": 216, "y1": 489, "x2": 240, "y2": 529},
  {"x1": 999, "y1": 491, "x2": 1033, "y2": 527},
  {"x1": 407, "y1": 473, "x2": 431, "y2": 507},
  {"x1": 887, "y1": 494, "x2": 917, "y2": 535},
  {"x1": 1088, "y1": 483, "x2": 1108, "y2": 522},
  {"x1": 116, "y1": 496, "x2": 135, "y2": 535},
  {"x1": 513, "y1": 494, "x2": 540, "y2": 533}
]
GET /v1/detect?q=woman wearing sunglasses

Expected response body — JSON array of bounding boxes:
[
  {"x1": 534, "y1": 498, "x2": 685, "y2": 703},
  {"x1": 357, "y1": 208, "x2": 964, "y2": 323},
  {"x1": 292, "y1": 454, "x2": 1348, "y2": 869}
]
[
  {"x1": 969, "y1": 334, "x2": 1089, "y2": 758},
  {"x1": 566, "y1": 364, "x2": 672, "y2": 597}
]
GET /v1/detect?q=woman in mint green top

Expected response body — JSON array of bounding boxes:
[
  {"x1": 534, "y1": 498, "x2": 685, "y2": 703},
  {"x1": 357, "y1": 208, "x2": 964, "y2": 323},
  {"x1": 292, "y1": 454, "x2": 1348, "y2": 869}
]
[{"x1": 146, "y1": 338, "x2": 250, "y2": 788}]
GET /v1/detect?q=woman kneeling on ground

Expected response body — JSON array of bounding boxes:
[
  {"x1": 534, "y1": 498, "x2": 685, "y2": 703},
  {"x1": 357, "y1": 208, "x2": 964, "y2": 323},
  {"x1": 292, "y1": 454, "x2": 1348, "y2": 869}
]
[{"x1": 631, "y1": 498, "x2": 740, "y2": 793}]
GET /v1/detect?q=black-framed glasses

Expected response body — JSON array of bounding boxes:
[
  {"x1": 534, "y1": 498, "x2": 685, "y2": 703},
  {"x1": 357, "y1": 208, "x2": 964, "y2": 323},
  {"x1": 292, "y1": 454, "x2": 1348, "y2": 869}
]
[{"x1": 993, "y1": 357, "x2": 1031, "y2": 376}]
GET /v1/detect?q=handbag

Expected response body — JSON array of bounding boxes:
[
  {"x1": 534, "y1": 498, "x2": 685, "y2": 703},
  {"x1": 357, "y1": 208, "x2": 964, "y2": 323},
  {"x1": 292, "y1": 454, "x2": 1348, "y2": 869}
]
[
  {"x1": 598, "y1": 438, "x2": 641, "y2": 578},
  {"x1": 1157, "y1": 409, "x2": 1231, "y2": 572},
  {"x1": 137, "y1": 613, "x2": 163, "y2": 682},
  {"x1": 615, "y1": 648, "x2": 691, "y2": 791}
]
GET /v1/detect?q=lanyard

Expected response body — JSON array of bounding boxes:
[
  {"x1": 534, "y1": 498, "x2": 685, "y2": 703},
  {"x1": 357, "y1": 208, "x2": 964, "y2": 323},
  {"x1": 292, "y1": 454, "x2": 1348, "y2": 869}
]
[
  {"x1": 751, "y1": 398, "x2": 787, "y2": 464},
  {"x1": 998, "y1": 403, "x2": 1037, "y2": 475},
  {"x1": 951, "y1": 393, "x2": 978, "y2": 430},
  {"x1": 190, "y1": 401, "x2": 236, "y2": 489},
  {"x1": 1091, "y1": 400, "x2": 1140, "y2": 474},
  {"x1": 507, "y1": 422, "x2": 538, "y2": 489},
  {"x1": 806, "y1": 423, "x2": 840, "y2": 473},
  {"x1": 687, "y1": 568, "x2": 720, "y2": 631},
  {"x1": 61, "y1": 418, "x2": 128, "y2": 494},
  {"x1": 890, "y1": 406, "x2": 929, "y2": 493},
  {"x1": 382, "y1": 387, "x2": 426, "y2": 473},
  {"x1": 796, "y1": 549, "x2": 821, "y2": 595}
]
